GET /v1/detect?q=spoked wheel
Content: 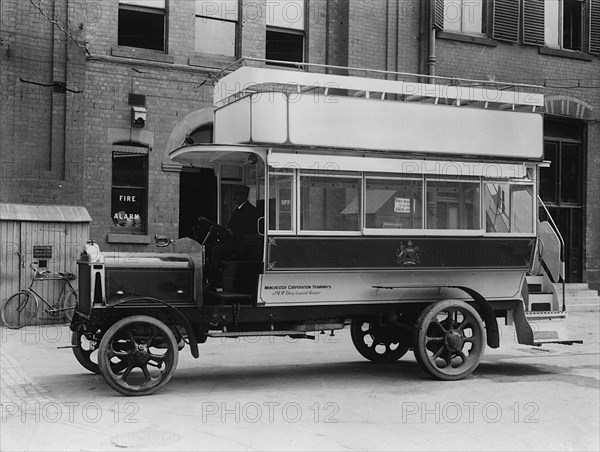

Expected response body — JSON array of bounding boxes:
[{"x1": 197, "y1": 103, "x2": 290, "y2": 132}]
[
  {"x1": 350, "y1": 318, "x2": 411, "y2": 363},
  {"x1": 98, "y1": 316, "x2": 179, "y2": 396},
  {"x1": 72, "y1": 326, "x2": 128, "y2": 375},
  {"x1": 413, "y1": 300, "x2": 485, "y2": 380},
  {"x1": 1, "y1": 291, "x2": 37, "y2": 329},
  {"x1": 62, "y1": 291, "x2": 78, "y2": 323}
]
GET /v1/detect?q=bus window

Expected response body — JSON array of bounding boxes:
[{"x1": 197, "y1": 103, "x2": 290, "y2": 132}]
[
  {"x1": 300, "y1": 173, "x2": 361, "y2": 232},
  {"x1": 426, "y1": 179, "x2": 481, "y2": 230},
  {"x1": 484, "y1": 183, "x2": 510, "y2": 233},
  {"x1": 484, "y1": 183, "x2": 534, "y2": 234},
  {"x1": 511, "y1": 185, "x2": 534, "y2": 233},
  {"x1": 365, "y1": 177, "x2": 423, "y2": 230},
  {"x1": 268, "y1": 169, "x2": 294, "y2": 232}
]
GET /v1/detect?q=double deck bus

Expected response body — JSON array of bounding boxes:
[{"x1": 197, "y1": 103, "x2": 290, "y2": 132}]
[{"x1": 72, "y1": 60, "x2": 580, "y2": 396}]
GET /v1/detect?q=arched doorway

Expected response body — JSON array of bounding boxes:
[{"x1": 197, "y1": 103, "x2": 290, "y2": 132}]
[{"x1": 178, "y1": 123, "x2": 217, "y2": 240}]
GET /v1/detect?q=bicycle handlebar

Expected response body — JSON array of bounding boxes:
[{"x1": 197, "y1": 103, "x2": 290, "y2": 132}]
[{"x1": 30, "y1": 262, "x2": 75, "y2": 281}]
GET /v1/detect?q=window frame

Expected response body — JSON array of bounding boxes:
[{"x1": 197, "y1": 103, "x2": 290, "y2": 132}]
[
  {"x1": 265, "y1": 168, "x2": 297, "y2": 235},
  {"x1": 297, "y1": 171, "x2": 363, "y2": 236},
  {"x1": 111, "y1": 152, "x2": 149, "y2": 235},
  {"x1": 362, "y1": 175, "x2": 425, "y2": 236},
  {"x1": 194, "y1": 0, "x2": 240, "y2": 57},
  {"x1": 118, "y1": 1, "x2": 167, "y2": 52},
  {"x1": 545, "y1": 0, "x2": 585, "y2": 51},
  {"x1": 424, "y1": 176, "x2": 483, "y2": 235},
  {"x1": 483, "y1": 180, "x2": 536, "y2": 236},
  {"x1": 263, "y1": 169, "x2": 536, "y2": 238},
  {"x1": 442, "y1": 0, "x2": 489, "y2": 37},
  {"x1": 265, "y1": 0, "x2": 307, "y2": 67}
]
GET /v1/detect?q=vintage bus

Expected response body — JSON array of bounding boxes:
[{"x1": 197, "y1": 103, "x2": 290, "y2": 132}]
[{"x1": 72, "y1": 61, "x2": 580, "y2": 396}]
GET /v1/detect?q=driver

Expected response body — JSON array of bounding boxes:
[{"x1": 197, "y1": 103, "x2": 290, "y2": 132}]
[{"x1": 208, "y1": 185, "x2": 259, "y2": 290}]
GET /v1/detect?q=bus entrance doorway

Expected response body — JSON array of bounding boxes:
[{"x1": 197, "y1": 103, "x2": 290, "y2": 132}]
[{"x1": 179, "y1": 168, "x2": 217, "y2": 241}]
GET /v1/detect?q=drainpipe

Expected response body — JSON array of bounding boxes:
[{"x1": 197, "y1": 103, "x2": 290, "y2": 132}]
[{"x1": 427, "y1": 0, "x2": 437, "y2": 78}]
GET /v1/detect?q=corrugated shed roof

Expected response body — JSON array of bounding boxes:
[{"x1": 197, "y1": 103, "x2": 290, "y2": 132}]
[{"x1": 0, "y1": 204, "x2": 92, "y2": 222}]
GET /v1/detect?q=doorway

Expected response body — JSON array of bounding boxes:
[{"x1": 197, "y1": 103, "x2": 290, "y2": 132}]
[
  {"x1": 178, "y1": 168, "x2": 217, "y2": 241},
  {"x1": 540, "y1": 119, "x2": 585, "y2": 282}
]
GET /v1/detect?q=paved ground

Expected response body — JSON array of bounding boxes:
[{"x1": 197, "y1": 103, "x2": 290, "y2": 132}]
[{"x1": 1, "y1": 311, "x2": 598, "y2": 451}]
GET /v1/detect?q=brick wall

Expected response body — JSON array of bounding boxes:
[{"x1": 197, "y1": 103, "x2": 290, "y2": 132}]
[{"x1": 0, "y1": 0, "x2": 85, "y2": 206}]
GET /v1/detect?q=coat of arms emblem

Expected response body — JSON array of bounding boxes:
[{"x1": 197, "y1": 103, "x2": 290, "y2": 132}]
[{"x1": 396, "y1": 240, "x2": 421, "y2": 265}]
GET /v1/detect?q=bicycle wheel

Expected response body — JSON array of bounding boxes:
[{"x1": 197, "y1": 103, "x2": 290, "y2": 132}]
[
  {"x1": 1, "y1": 291, "x2": 38, "y2": 329},
  {"x1": 61, "y1": 290, "x2": 78, "y2": 322}
]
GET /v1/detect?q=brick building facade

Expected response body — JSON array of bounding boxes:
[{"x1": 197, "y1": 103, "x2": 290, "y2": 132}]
[{"x1": 1, "y1": 0, "x2": 598, "y2": 288}]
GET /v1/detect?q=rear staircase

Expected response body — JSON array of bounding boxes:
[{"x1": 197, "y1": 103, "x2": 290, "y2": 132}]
[{"x1": 520, "y1": 198, "x2": 588, "y2": 345}]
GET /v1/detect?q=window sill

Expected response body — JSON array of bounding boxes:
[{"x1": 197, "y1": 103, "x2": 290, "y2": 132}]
[
  {"x1": 189, "y1": 54, "x2": 238, "y2": 69},
  {"x1": 111, "y1": 47, "x2": 174, "y2": 64},
  {"x1": 538, "y1": 47, "x2": 593, "y2": 61},
  {"x1": 437, "y1": 31, "x2": 497, "y2": 47},
  {"x1": 107, "y1": 233, "x2": 152, "y2": 244}
]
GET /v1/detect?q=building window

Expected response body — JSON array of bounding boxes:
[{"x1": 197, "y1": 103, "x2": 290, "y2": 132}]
[
  {"x1": 266, "y1": 0, "x2": 305, "y2": 66},
  {"x1": 112, "y1": 152, "x2": 148, "y2": 233},
  {"x1": 118, "y1": 0, "x2": 166, "y2": 51},
  {"x1": 545, "y1": 0, "x2": 583, "y2": 50},
  {"x1": 195, "y1": 0, "x2": 238, "y2": 56},
  {"x1": 442, "y1": 0, "x2": 487, "y2": 35}
]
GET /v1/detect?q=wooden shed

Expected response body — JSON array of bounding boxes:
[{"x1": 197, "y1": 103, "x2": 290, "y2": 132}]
[{"x1": 0, "y1": 204, "x2": 92, "y2": 324}]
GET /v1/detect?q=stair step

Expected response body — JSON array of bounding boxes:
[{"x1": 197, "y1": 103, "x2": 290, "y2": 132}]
[
  {"x1": 557, "y1": 290, "x2": 600, "y2": 298},
  {"x1": 526, "y1": 275, "x2": 544, "y2": 284},
  {"x1": 566, "y1": 296, "x2": 600, "y2": 312},
  {"x1": 553, "y1": 283, "x2": 596, "y2": 291}
]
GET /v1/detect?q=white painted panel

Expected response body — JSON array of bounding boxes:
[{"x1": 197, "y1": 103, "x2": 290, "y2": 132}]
[
  {"x1": 214, "y1": 67, "x2": 544, "y2": 107},
  {"x1": 288, "y1": 96, "x2": 543, "y2": 159},
  {"x1": 259, "y1": 270, "x2": 524, "y2": 305},
  {"x1": 268, "y1": 153, "x2": 525, "y2": 178},
  {"x1": 251, "y1": 95, "x2": 288, "y2": 143},
  {"x1": 214, "y1": 99, "x2": 251, "y2": 144},
  {"x1": 120, "y1": 0, "x2": 165, "y2": 8}
]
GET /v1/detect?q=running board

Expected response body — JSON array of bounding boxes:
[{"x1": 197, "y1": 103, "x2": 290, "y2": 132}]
[{"x1": 525, "y1": 311, "x2": 583, "y2": 346}]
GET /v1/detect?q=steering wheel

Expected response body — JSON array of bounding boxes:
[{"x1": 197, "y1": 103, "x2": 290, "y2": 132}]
[{"x1": 195, "y1": 216, "x2": 229, "y2": 246}]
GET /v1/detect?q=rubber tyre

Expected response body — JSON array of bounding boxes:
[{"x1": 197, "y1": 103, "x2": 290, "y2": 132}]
[
  {"x1": 62, "y1": 291, "x2": 78, "y2": 323},
  {"x1": 98, "y1": 315, "x2": 179, "y2": 396},
  {"x1": 350, "y1": 318, "x2": 411, "y2": 363},
  {"x1": 413, "y1": 300, "x2": 485, "y2": 380},
  {"x1": 1, "y1": 292, "x2": 37, "y2": 329}
]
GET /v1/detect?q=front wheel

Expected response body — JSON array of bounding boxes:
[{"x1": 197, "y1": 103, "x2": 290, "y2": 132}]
[
  {"x1": 98, "y1": 315, "x2": 179, "y2": 396},
  {"x1": 413, "y1": 300, "x2": 486, "y2": 380},
  {"x1": 1, "y1": 292, "x2": 37, "y2": 329}
]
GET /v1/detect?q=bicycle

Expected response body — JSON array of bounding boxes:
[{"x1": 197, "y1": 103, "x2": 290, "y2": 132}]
[{"x1": 1, "y1": 262, "x2": 78, "y2": 329}]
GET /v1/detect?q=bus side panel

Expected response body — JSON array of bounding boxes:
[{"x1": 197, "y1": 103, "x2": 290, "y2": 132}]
[
  {"x1": 266, "y1": 236, "x2": 535, "y2": 271},
  {"x1": 258, "y1": 269, "x2": 526, "y2": 307}
]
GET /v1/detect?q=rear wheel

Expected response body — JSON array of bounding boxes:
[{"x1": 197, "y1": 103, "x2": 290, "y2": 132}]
[
  {"x1": 98, "y1": 316, "x2": 179, "y2": 396},
  {"x1": 1, "y1": 292, "x2": 37, "y2": 329},
  {"x1": 350, "y1": 318, "x2": 411, "y2": 363},
  {"x1": 413, "y1": 300, "x2": 485, "y2": 380},
  {"x1": 62, "y1": 290, "x2": 78, "y2": 322},
  {"x1": 72, "y1": 326, "x2": 127, "y2": 375}
]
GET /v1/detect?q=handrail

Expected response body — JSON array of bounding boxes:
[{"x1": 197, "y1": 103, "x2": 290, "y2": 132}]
[
  {"x1": 218, "y1": 57, "x2": 544, "y2": 91},
  {"x1": 537, "y1": 196, "x2": 566, "y2": 311}
]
